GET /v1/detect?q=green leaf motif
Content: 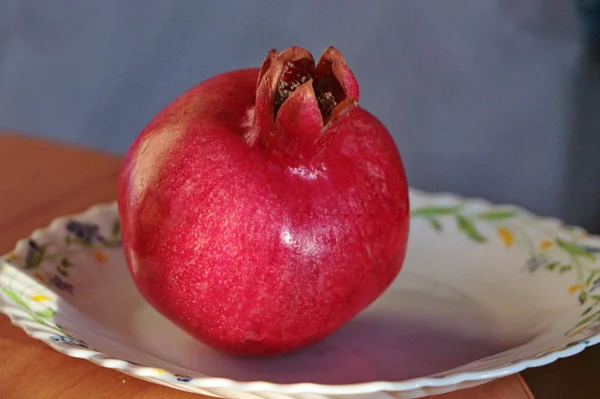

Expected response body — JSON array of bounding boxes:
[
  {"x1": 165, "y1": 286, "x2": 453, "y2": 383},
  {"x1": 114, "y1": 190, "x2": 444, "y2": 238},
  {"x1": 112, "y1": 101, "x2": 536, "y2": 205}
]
[
  {"x1": 30, "y1": 313, "x2": 53, "y2": 329},
  {"x1": 60, "y1": 258, "x2": 73, "y2": 268},
  {"x1": 545, "y1": 262, "x2": 560, "y2": 272},
  {"x1": 476, "y1": 210, "x2": 518, "y2": 221},
  {"x1": 582, "y1": 306, "x2": 593, "y2": 316},
  {"x1": 411, "y1": 205, "x2": 460, "y2": 218},
  {"x1": 572, "y1": 310, "x2": 600, "y2": 329},
  {"x1": 559, "y1": 265, "x2": 573, "y2": 274},
  {"x1": 24, "y1": 248, "x2": 45, "y2": 269},
  {"x1": 455, "y1": 215, "x2": 487, "y2": 243},
  {"x1": 579, "y1": 290, "x2": 589, "y2": 304},
  {"x1": 429, "y1": 219, "x2": 443, "y2": 232},
  {"x1": 1, "y1": 288, "x2": 30, "y2": 310},
  {"x1": 1, "y1": 289, "x2": 61, "y2": 331},
  {"x1": 36, "y1": 308, "x2": 56, "y2": 318},
  {"x1": 556, "y1": 239, "x2": 597, "y2": 261},
  {"x1": 112, "y1": 219, "x2": 121, "y2": 236}
]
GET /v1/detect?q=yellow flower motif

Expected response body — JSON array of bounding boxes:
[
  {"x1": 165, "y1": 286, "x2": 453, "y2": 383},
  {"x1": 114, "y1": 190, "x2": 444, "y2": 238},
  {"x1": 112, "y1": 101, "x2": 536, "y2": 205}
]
[
  {"x1": 31, "y1": 294, "x2": 50, "y2": 302},
  {"x1": 568, "y1": 284, "x2": 582, "y2": 294},
  {"x1": 540, "y1": 240, "x2": 553, "y2": 250},
  {"x1": 497, "y1": 227, "x2": 513, "y2": 248},
  {"x1": 153, "y1": 368, "x2": 166, "y2": 374},
  {"x1": 93, "y1": 251, "x2": 107, "y2": 263}
]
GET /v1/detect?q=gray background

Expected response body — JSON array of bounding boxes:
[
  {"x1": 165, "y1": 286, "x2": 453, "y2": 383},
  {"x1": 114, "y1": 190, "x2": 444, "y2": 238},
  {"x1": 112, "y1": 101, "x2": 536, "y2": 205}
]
[{"x1": 1, "y1": 0, "x2": 599, "y2": 230}]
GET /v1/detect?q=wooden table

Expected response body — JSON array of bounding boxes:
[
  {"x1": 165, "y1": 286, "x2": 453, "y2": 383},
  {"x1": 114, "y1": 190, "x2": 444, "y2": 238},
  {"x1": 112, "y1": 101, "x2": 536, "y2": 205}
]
[{"x1": 0, "y1": 131, "x2": 595, "y2": 399}]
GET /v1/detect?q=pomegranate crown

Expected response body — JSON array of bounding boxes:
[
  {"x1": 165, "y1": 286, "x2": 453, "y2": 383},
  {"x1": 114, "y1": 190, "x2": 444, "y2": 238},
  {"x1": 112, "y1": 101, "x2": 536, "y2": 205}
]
[{"x1": 246, "y1": 46, "x2": 360, "y2": 161}]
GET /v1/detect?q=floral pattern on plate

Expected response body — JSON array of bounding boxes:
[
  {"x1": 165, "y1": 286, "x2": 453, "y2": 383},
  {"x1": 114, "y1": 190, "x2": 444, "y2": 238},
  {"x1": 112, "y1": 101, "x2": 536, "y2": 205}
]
[
  {"x1": 0, "y1": 191, "x2": 599, "y2": 399},
  {"x1": 4, "y1": 218, "x2": 121, "y2": 295},
  {"x1": 411, "y1": 203, "x2": 600, "y2": 337}
]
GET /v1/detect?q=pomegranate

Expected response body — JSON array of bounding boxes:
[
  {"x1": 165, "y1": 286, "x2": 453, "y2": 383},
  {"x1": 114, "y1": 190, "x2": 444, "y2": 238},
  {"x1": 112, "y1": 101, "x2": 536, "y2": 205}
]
[{"x1": 117, "y1": 46, "x2": 409, "y2": 356}]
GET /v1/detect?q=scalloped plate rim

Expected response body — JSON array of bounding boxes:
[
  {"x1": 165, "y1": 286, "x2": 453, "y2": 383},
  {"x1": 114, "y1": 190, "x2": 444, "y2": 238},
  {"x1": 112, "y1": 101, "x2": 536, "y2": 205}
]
[{"x1": 0, "y1": 189, "x2": 599, "y2": 396}]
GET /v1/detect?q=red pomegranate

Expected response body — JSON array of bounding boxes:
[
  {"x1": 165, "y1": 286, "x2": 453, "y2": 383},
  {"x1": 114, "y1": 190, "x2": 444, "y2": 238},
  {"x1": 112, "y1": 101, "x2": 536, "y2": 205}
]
[{"x1": 117, "y1": 46, "x2": 409, "y2": 356}]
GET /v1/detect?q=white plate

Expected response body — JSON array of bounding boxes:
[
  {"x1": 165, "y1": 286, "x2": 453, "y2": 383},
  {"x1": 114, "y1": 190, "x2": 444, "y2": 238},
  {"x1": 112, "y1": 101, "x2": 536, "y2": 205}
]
[{"x1": 2, "y1": 189, "x2": 600, "y2": 399}]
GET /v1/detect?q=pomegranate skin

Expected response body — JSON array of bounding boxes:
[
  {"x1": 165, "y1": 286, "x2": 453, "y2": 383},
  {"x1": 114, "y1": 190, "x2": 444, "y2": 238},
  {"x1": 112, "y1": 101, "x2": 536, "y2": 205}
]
[{"x1": 117, "y1": 46, "x2": 409, "y2": 355}]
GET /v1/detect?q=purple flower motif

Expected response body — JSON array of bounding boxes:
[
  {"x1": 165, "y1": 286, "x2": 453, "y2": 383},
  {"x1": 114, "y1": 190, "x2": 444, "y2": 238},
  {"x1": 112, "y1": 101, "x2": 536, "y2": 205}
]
[
  {"x1": 127, "y1": 360, "x2": 144, "y2": 366},
  {"x1": 66, "y1": 221, "x2": 103, "y2": 245},
  {"x1": 50, "y1": 335, "x2": 89, "y2": 348},
  {"x1": 27, "y1": 239, "x2": 41, "y2": 252},
  {"x1": 176, "y1": 375, "x2": 193, "y2": 382},
  {"x1": 579, "y1": 245, "x2": 600, "y2": 254},
  {"x1": 591, "y1": 276, "x2": 600, "y2": 292},
  {"x1": 50, "y1": 274, "x2": 74, "y2": 295}
]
